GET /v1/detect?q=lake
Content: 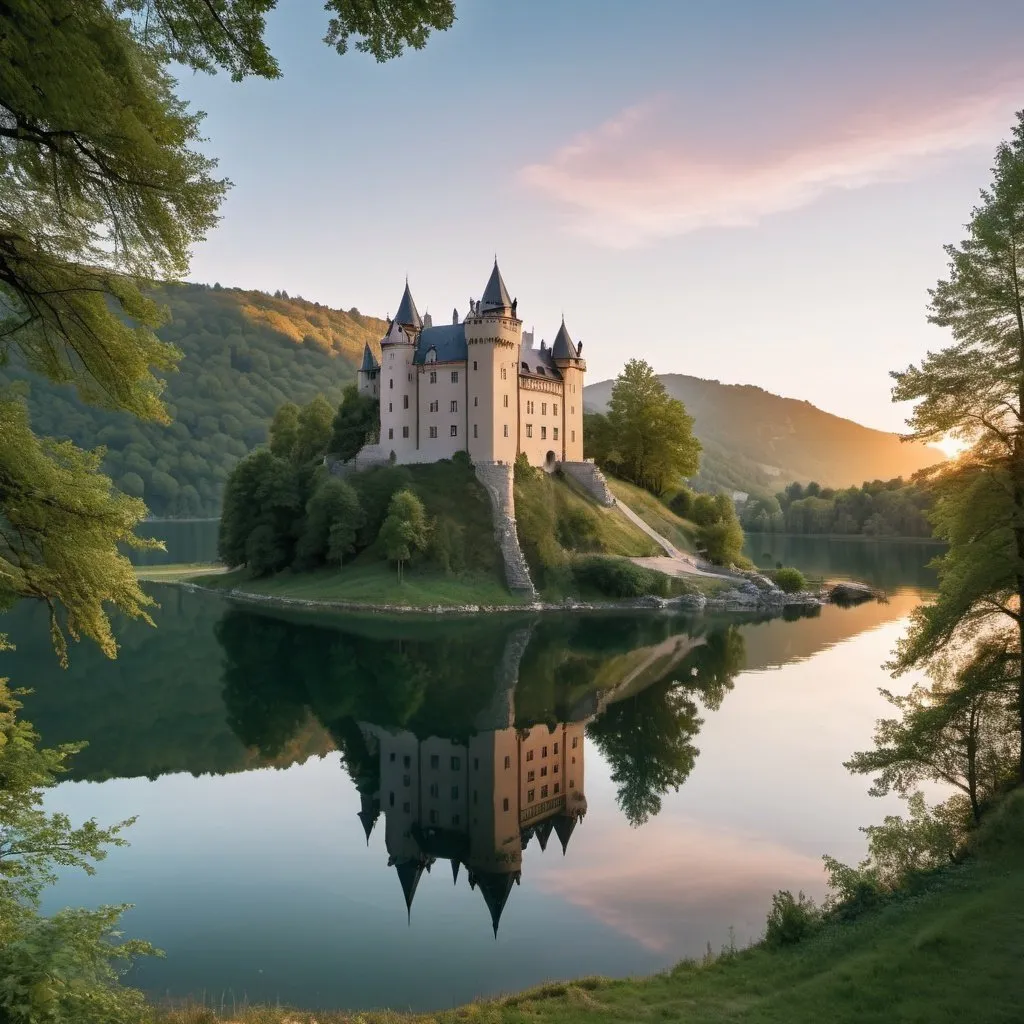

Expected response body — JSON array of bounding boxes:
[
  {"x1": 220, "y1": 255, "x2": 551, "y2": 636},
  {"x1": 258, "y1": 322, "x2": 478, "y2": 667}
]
[{"x1": 4, "y1": 532, "x2": 941, "y2": 1013}]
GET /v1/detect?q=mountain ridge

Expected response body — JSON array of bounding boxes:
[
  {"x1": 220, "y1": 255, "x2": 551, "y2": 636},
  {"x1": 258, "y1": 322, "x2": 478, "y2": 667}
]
[{"x1": 584, "y1": 372, "x2": 942, "y2": 495}]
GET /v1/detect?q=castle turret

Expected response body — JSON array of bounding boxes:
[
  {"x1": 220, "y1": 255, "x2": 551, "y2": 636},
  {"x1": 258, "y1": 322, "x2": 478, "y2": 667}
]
[
  {"x1": 551, "y1": 318, "x2": 586, "y2": 461},
  {"x1": 380, "y1": 282, "x2": 422, "y2": 459},
  {"x1": 357, "y1": 342, "x2": 380, "y2": 398},
  {"x1": 466, "y1": 259, "x2": 522, "y2": 464}
]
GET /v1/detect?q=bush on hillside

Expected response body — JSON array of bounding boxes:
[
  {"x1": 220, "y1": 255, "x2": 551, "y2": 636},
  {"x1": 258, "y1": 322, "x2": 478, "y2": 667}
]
[
  {"x1": 572, "y1": 557, "x2": 671, "y2": 599},
  {"x1": 773, "y1": 567, "x2": 806, "y2": 593},
  {"x1": 557, "y1": 505, "x2": 602, "y2": 552},
  {"x1": 665, "y1": 486, "x2": 695, "y2": 518},
  {"x1": 764, "y1": 890, "x2": 821, "y2": 947}
]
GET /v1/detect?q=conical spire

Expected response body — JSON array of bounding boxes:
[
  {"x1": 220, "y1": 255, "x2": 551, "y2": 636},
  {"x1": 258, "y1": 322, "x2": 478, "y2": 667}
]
[
  {"x1": 553, "y1": 814, "x2": 579, "y2": 855},
  {"x1": 451, "y1": 859, "x2": 461, "y2": 886},
  {"x1": 359, "y1": 342, "x2": 379, "y2": 373},
  {"x1": 471, "y1": 869, "x2": 520, "y2": 938},
  {"x1": 534, "y1": 819, "x2": 554, "y2": 853},
  {"x1": 551, "y1": 317, "x2": 576, "y2": 361},
  {"x1": 357, "y1": 793, "x2": 379, "y2": 845},
  {"x1": 394, "y1": 281, "x2": 422, "y2": 329},
  {"x1": 395, "y1": 859, "x2": 426, "y2": 922},
  {"x1": 480, "y1": 259, "x2": 512, "y2": 314}
]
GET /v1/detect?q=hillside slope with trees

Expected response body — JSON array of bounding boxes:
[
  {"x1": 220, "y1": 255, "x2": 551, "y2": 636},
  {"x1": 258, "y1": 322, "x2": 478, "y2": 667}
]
[
  {"x1": 584, "y1": 373, "x2": 943, "y2": 494},
  {"x1": 0, "y1": 283, "x2": 386, "y2": 517}
]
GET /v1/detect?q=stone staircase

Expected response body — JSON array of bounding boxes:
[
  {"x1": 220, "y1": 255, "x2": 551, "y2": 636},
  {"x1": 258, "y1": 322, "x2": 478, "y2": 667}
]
[
  {"x1": 473, "y1": 461, "x2": 537, "y2": 599},
  {"x1": 560, "y1": 460, "x2": 615, "y2": 506}
]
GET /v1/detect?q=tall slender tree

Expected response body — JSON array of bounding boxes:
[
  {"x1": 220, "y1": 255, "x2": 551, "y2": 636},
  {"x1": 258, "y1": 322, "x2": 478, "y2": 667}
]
[{"x1": 891, "y1": 110, "x2": 1024, "y2": 783}]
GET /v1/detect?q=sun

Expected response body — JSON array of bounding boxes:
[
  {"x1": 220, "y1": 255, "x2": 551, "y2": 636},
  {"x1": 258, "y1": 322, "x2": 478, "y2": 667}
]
[{"x1": 933, "y1": 435, "x2": 969, "y2": 459}]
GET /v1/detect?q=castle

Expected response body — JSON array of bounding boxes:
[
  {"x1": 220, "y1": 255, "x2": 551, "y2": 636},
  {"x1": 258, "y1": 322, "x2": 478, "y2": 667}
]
[{"x1": 357, "y1": 260, "x2": 586, "y2": 469}]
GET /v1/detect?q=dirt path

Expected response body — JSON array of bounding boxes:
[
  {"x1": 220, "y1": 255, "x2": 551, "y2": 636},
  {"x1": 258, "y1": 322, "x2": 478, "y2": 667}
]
[{"x1": 613, "y1": 500, "x2": 731, "y2": 579}]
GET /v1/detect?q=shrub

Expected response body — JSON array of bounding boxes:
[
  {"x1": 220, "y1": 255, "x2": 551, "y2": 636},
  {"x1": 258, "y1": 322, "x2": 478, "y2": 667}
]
[
  {"x1": 699, "y1": 518, "x2": 745, "y2": 565},
  {"x1": 764, "y1": 890, "x2": 821, "y2": 947},
  {"x1": 557, "y1": 506, "x2": 601, "y2": 552},
  {"x1": 666, "y1": 486, "x2": 694, "y2": 518},
  {"x1": 773, "y1": 566, "x2": 806, "y2": 593},
  {"x1": 572, "y1": 556, "x2": 670, "y2": 598}
]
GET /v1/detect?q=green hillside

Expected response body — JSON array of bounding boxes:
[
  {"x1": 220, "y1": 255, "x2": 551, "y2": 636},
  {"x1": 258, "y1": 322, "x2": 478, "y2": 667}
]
[
  {"x1": 0, "y1": 283, "x2": 385, "y2": 516},
  {"x1": 584, "y1": 373, "x2": 944, "y2": 495}
]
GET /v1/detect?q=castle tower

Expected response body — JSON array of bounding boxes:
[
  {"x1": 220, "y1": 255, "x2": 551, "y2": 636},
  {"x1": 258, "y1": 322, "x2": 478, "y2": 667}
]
[
  {"x1": 551, "y1": 318, "x2": 586, "y2": 461},
  {"x1": 466, "y1": 260, "x2": 522, "y2": 464},
  {"x1": 379, "y1": 281, "x2": 422, "y2": 459},
  {"x1": 357, "y1": 343, "x2": 380, "y2": 398}
]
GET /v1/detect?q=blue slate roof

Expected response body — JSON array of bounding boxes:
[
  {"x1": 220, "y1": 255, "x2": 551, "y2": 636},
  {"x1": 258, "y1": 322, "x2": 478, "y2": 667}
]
[
  {"x1": 413, "y1": 323, "x2": 468, "y2": 365},
  {"x1": 394, "y1": 282, "x2": 422, "y2": 328},
  {"x1": 481, "y1": 260, "x2": 512, "y2": 312},
  {"x1": 551, "y1": 318, "x2": 577, "y2": 360},
  {"x1": 519, "y1": 339, "x2": 562, "y2": 380},
  {"x1": 359, "y1": 342, "x2": 380, "y2": 372}
]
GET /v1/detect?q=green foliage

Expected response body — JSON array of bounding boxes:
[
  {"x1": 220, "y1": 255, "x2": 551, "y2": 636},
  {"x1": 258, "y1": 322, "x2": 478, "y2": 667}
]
[
  {"x1": 665, "y1": 486, "x2": 694, "y2": 518},
  {"x1": 0, "y1": 395, "x2": 159, "y2": 665},
  {"x1": 0, "y1": 673, "x2": 156, "y2": 1021},
  {"x1": 330, "y1": 384, "x2": 379, "y2": 461},
  {"x1": 890, "y1": 111, "x2": 1024, "y2": 784},
  {"x1": 294, "y1": 394, "x2": 335, "y2": 464},
  {"x1": 764, "y1": 890, "x2": 821, "y2": 948},
  {"x1": 772, "y1": 567, "x2": 806, "y2": 593},
  {"x1": 556, "y1": 505, "x2": 601, "y2": 552},
  {"x1": 572, "y1": 557, "x2": 671, "y2": 599},
  {"x1": 379, "y1": 488, "x2": 430, "y2": 580},
  {"x1": 268, "y1": 402, "x2": 300, "y2": 458},
  {"x1": 295, "y1": 476, "x2": 364, "y2": 569},
  {"x1": 590, "y1": 359, "x2": 702, "y2": 495},
  {"x1": 688, "y1": 493, "x2": 745, "y2": 566},
  {"x1": 746, "y1": 477, "x2": 933, "y2": 537}
]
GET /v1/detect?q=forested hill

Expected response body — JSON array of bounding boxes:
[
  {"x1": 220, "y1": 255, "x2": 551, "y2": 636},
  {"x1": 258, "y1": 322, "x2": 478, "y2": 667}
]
[
  {"x1": 584, "y1": 374, "x2": 943, "y2": 496},
  {"x1": 0, "y1": 283, "x2": 385, "y2": 517}
]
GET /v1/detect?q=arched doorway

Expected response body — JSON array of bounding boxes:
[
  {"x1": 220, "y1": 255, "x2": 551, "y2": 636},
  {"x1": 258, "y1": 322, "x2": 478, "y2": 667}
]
[{"x1": 544, "y1": 450, "x2": 557, "y2": 473}]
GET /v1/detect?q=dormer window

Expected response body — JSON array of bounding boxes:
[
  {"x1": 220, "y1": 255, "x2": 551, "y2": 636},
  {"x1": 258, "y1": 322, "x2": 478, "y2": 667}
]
[
  {"x1": 426, "y1": 348, "x2": 437, "y2": 364},
  {"x1": 521, "y1": 362, "x2": 529, "y2": 372}
]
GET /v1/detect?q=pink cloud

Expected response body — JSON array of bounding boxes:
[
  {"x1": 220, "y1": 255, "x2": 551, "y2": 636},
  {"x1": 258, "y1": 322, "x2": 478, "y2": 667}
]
[{"x1": 519, "y1": 73, "x2": 1024, "y2": 247}]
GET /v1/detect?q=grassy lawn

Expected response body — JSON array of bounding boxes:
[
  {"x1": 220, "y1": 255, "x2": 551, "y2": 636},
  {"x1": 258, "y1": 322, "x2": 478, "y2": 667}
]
[
  {"x1": 193, "y1": 560, "x2": 523, "y2": 607},
  {"x1": 555, "y1": 473, "x2": 660, "y2": 557},
  {"x1": 605, "y1": 476, "x2": 700, "y2": 553},
  {"x1": 159, "y1": 789, "x2": 1024, "y2": 1023}
]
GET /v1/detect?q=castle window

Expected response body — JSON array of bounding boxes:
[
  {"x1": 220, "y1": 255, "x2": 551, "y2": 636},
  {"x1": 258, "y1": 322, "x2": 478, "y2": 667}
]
[
  {"x1": 527, "y1": 789, "x2": 535, "y2": 803},
  {"x1": 403, "y1": 775, "x2": 411, "y2": 787},
  {"x1": 473, "y1": 424, "x2": 478, "y2": 438},
  {"x1": 526, "y1": 424, "x2": 533, "y2": 438},
  {"x1": 430, "y1": 755, "x2": 439, "y2": 769},
  {"x1": 553, "y1": 762, "x2": 559, "y2": 774},
  {"x1": 572, "y1": 737, "x2": 578, "y2": 749},
  {"x1": 503, "y1": 424, "x2": 509, "y2": 437},
  {"x1": 389, "y1": 792, "x2": 395, "y2": 806},
  {"x1": 404, "y1": 755, "x2": 411, "y2": 767},
  {"x1": 389, "y1": 378, "x2": 393, "y2": 389},
  {"x1": 474, "y1": 396, "x2": 478, "y2": 407},
  {"x1": 541, "y1": 766, "x2": 547, "y2": 778},
  {"x1": 569, "y1": 781, "x2": 574, "y2": 789},
  {"x1": 503, "y1": 798, "x2": 510, "y2": 811},
  {"x1": 403, "y1": 801, "x2": 411, "y2": 813},
  {"x1": 526, "y1": 750, "x2": 534, "y2": 762},
  {"x1": 429, "y1": 425, "x2": 438, "y2": 439},
  {"x1": 554, "y1": 743, "x2": 559, "y2": 754},
  {"x1": 541, "y1": 426, "x2": 547, "y2": 440},
  {"x1": 541, "y1": 785, "x2": 548, "y2": 799},
  {"x1": 429, "y1": 782, "x2": 439, "y2": 797},
  {"x1": 521, "y1": 362, "x2": 529, "y2": 372},
  {"x1": 553, "y1": 403, "x2": 558, "y2": 415},
  {"x1": 541, "y1": 403, "x2": 547, "y2": 415},
  {"x1": 429, "y1": 809, "x2": 438, "y2": 824},
  {"x1": 554, "y1": 783, "x2": 560, "y2": 795},
  {"x1": 388, "y1": 428, "x2": 394, "y2": 440},
  {"x1": 501, "y1": 367, "x2": 507, "y2": 380},
  {"x1": 553, "y1": 427, "x2": 559, "y2": 440},
  {"x1": 451, "y1": 371, "x2": 459, "y2": 383},
  {"x1": 473, "y1": 360, "x2": 478, "y2": 371},
  {"x1": 451, "y1": 756, "x2": 461, "y2": 770},
  {"x1": 542, "y1": 746, "x2": 548, "y2": 757},
  {"x1": 571, "y1": 405, "x2": 575, "y2": 414},
  {"x1": 504, "y1": 756, "x2": 511, "y2": 769},
  {"x1": 571, "y1": 430, "x2": 576, "y2": 442},
  {"x1": 527, "y1": 770, "x2": 535, "y2": 783},
  {"x1": 403, "y1": 395, "x2": 409, "y2": 409},
  {"x1": 503, "y1": 394, "x2": 509, "y2": 408},
  {"x1": 451, "y1": 785, "x2": 459, "y2": 799},
  {"x1": 402, "y1": 426, "x2": 410, "y2": 438},
  {"x1": 390, "y1": 753, "x2": 396, "y2": 762},
  {"x1": 450, "y1": 424, "x2": 458, "y2": 437},
  {"x1": 474, "y1": 757, "x2": 479, "y2": 770},
  {"x1": 388, "y1": 402, "x2": 393, "y2": 412},
  {"x1": 430, "y1": 400, "x2": 438, "y2": 413},
  {"x1": 452, "y1": 814, "x2": 461, "y2": 826},
  {"x1": 430, "y1": 370, "x2": 437, "y2": 384},
  {"x1": 450, "y1": 399, "x2": 458, "y2": 413}
]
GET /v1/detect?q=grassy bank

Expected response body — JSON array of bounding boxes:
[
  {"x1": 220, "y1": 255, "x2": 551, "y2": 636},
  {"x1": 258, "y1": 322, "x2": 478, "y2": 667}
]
[
  {"x1": 605, "y1": 476, "x2": 700, "y2": 553},
  {"x1": 196, "y1": 561, "x2": 522, "y2": 607},
  {"x1": 159, "y1": 790, "x2": 1024, "y2": 1023}
]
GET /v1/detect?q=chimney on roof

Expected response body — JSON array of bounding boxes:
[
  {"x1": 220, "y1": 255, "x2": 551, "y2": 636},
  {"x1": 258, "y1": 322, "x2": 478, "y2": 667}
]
[{"x1": 452, "y1": 307, "x2": 459, "y2": 325}]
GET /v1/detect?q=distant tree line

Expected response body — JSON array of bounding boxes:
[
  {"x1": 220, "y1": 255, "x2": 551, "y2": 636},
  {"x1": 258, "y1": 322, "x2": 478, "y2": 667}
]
[{"x1": 741, "y1": 478, "x2": 933, "y2": 537}]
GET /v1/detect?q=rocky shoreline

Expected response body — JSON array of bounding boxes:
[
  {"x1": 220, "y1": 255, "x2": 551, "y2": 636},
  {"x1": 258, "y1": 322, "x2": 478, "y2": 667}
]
[{"x1": 174, "y1": 574, "x2": 877, "y2": 619}]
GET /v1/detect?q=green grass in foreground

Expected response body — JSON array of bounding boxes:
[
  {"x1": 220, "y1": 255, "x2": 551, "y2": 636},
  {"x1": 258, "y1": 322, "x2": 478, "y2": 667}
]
[
  {"x1": 605, "y1": 476, "x2": 700, "y2": 553},
  {"x1": 159, "y1": 790, "x2": 1024, "y2": 1023},
  {"x1": 195, "y1": 561, "x2": 523, "y2": 607}
]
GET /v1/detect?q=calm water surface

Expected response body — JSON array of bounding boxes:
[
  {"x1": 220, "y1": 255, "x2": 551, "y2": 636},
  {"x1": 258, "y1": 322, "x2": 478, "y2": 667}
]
[{"x1": 5, "y1": 529, "x2": 939, "y2": 1012}]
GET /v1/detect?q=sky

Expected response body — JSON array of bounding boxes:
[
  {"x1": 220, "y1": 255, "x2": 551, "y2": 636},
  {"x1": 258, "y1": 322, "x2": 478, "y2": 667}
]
[{"x1": 176, "y1": 0, "x2": 1024, "y2": 434}]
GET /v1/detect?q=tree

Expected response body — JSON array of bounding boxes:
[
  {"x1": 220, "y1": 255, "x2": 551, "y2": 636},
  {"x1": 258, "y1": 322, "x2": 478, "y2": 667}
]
[
  {"x1": 378, "y1": 488, "x2": 429, "y2": 582},
  {"x1": 295, "y1": 475, "x2": 364, "y2": 568},
  {"x1": 268, "y1": 402, "x2": 300, "y2": 459},
  {"x1": 293, "y1": 394, "x2": 335, "y2": 464},
  {"x1": 604, "y1": 360, "x2": 702, "y2": 494},
  {"x1": 0, "y1": 395, "x2": 159, "y2": 666},
  {"x1": 1, "y1": 0, "x2": 454, "y2": 657},
  {"x1": 890, "y1": 111, "x2": 1024, "y2": 783},
  {"x1": 330, "y1": 383, "x2": 379, "y2": 461},
  {"x1": 0, "y1": 670, "x2": 157, "y2": 1021}
]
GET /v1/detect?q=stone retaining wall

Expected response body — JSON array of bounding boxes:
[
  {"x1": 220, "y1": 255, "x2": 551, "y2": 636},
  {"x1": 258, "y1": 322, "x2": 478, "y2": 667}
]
[
  {"x1": 561, "y1": 460, "x2": 615, "y2": 506},
  {"x1": 473, "y1": 461, "x2": 537, "y2": 598}
]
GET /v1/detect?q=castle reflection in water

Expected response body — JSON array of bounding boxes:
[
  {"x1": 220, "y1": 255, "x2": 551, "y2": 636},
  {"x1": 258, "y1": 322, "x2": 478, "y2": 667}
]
[{"x1": 356, "y1": 720, "x2": 587, "y2": 935}]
